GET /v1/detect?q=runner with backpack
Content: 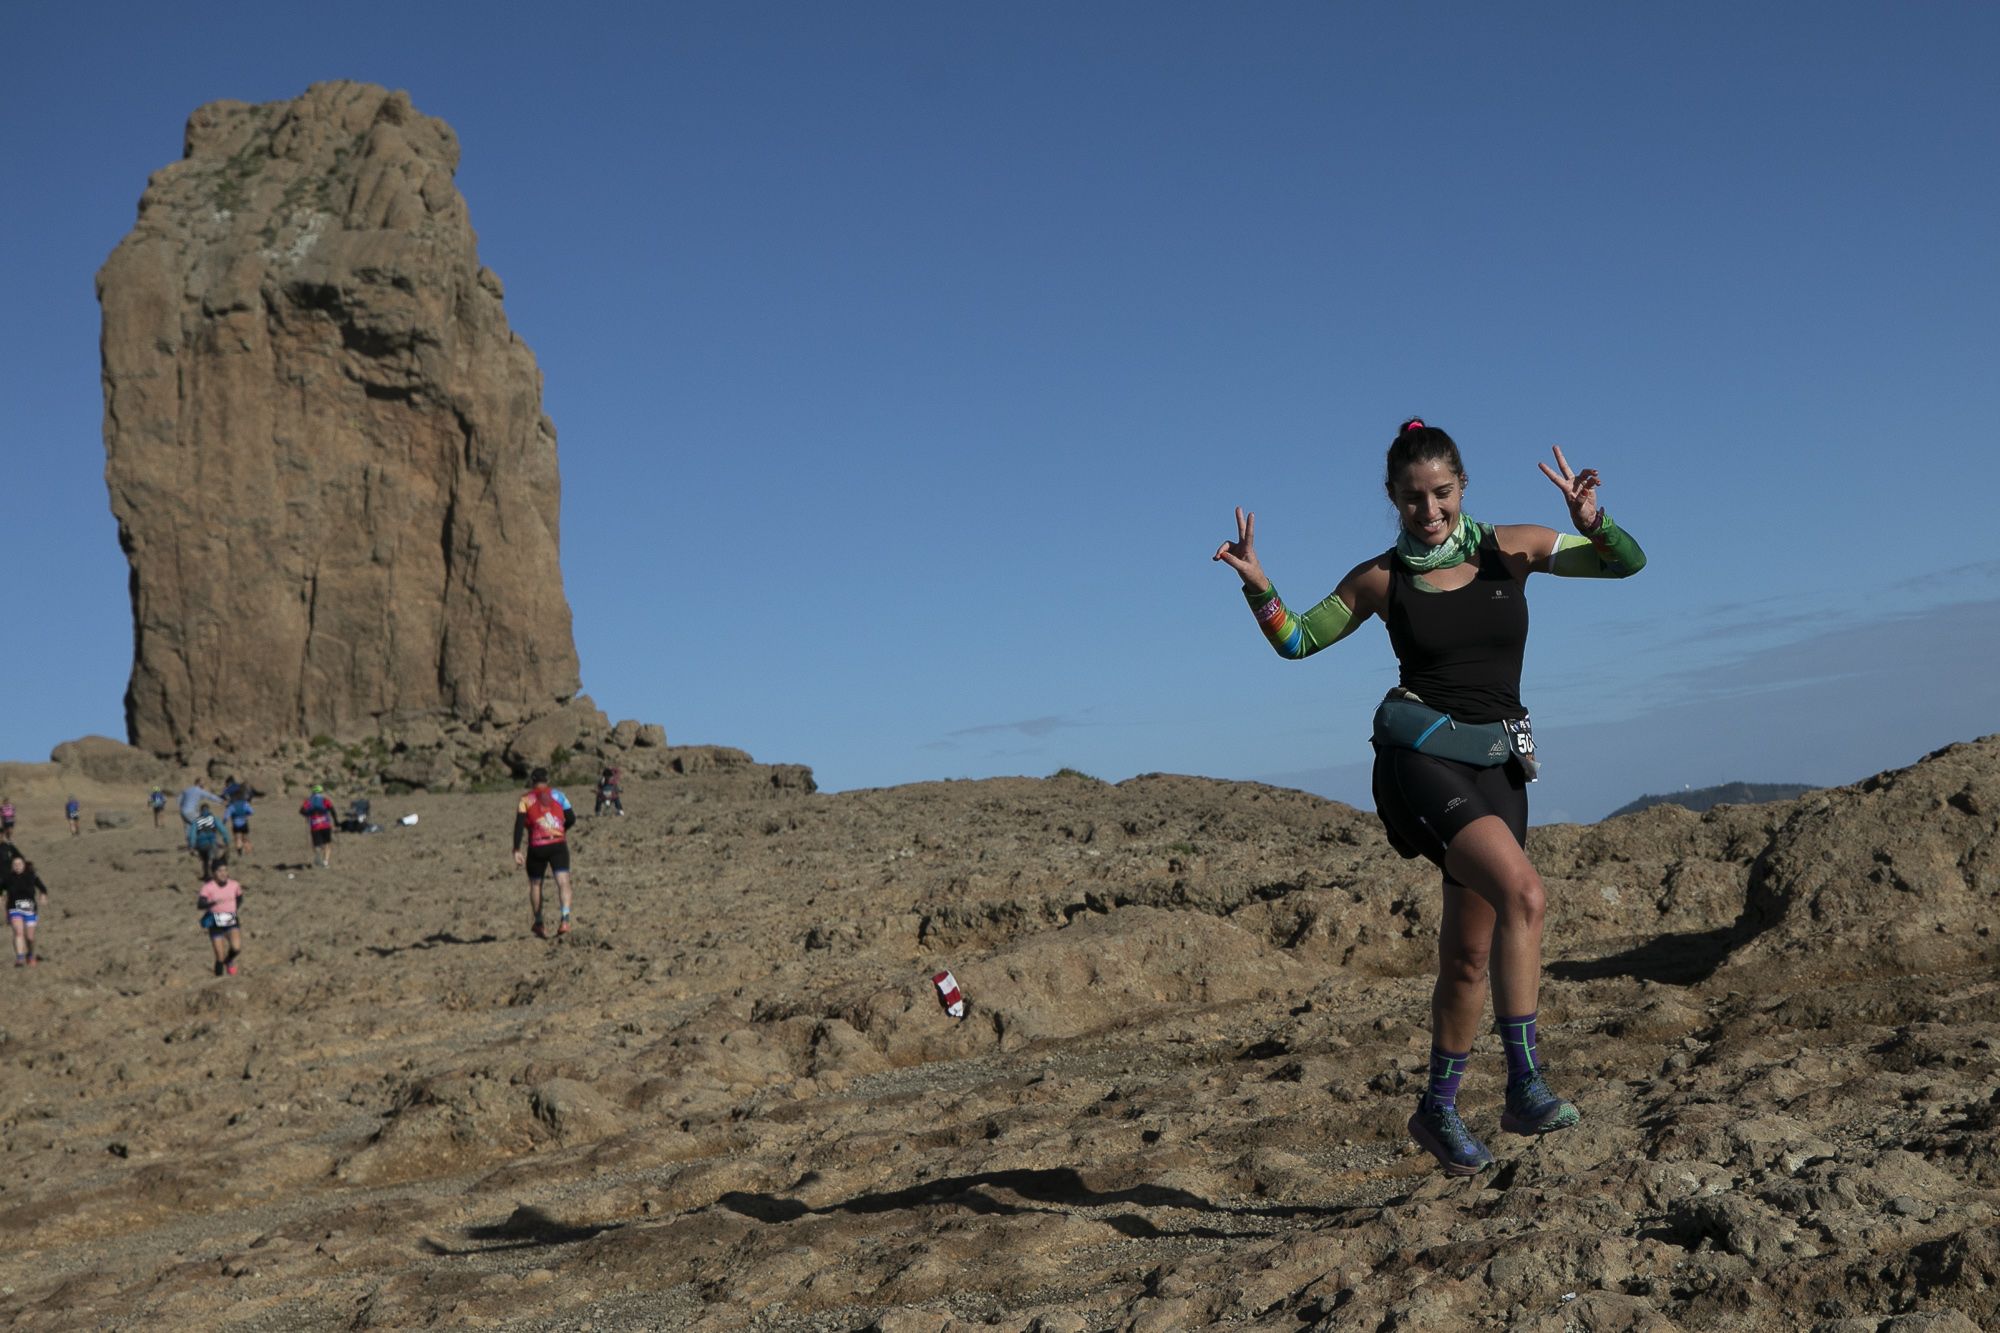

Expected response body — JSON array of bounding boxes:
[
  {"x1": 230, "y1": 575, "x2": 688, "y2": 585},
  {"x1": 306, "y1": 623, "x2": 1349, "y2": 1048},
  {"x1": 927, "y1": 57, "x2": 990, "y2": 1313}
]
[
  {"x1": 190, "y1": 803, "x2": 231, "y2": 879},
  {"x1": 513, "y1": 768, "x2": 576, "y2": 938},
  {"x1": 299, "y1": 785, "x2": 336, "y2": 869}
]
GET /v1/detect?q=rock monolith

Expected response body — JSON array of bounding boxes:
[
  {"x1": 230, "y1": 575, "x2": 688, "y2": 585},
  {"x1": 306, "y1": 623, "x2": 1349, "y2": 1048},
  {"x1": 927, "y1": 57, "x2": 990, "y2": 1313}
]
[{"x1": 98, "y1": 81, "x2": 580, "y2": 757}]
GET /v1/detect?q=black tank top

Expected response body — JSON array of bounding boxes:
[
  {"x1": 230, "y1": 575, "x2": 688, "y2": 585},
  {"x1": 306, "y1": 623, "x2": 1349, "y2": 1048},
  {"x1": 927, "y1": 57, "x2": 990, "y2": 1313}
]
[{"x1": 1382, "y1": 530, "x2": 1527, "y2": 724}]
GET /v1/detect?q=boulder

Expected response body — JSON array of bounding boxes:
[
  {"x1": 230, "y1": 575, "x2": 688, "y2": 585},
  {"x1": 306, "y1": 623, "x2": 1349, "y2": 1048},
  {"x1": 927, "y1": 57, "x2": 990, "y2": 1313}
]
[
  {"x1": 634, "y1": 723, "x2": 667, "y2": 748},
  {"x1": 51, "y1": 736, "x2": 158, "y2": 787},
  {"x1": 380, "y1": 749, "x2": 459, "y2": 791},
  {"x1": 610, "y1": 719, "x2": 641, "y2": 749},
  {"x1": 504, "y1": 696, "x2": 611, "y2": 774},
  {"x1": 768, "y1": 764, "x2": 817, "y2": 792},
  {"x1": 98, "y1": 82, "x2": 581, "y2": 757},
  {"x1": 397, "y1": 717, "x2": 448, "y2": 750},
  {"x1": 666, "y1": 745, "x2": 754, "y2": 774}
]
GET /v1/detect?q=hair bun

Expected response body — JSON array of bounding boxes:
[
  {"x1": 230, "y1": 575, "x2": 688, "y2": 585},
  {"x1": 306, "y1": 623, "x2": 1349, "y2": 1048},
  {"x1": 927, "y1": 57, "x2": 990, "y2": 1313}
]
[{"x1": 1399, "y1": 417, "x2": 1427, "y2": 435}]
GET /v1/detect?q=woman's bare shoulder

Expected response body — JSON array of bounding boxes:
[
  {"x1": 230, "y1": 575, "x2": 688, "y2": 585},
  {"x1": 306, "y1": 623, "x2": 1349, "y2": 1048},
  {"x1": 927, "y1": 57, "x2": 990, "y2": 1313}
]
[
  {"x1": 1491, "y1": 522, "x2": 1563, "y2": 575},
  {"x1": 1340, "y1": 551, "x2": 1396, "y2": 616}
]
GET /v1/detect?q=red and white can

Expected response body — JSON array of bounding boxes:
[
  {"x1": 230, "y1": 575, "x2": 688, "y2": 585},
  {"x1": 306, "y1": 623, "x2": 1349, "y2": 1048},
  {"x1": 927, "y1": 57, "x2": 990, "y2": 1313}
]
[{"x1": 932, "y1": 969, "x2": 966, "y2": 1019}]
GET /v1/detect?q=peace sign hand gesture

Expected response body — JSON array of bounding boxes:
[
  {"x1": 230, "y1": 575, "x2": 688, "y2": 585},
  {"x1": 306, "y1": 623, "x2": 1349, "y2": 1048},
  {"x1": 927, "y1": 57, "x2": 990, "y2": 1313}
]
[
  {"x1": 1212, "y1": 506, "x2": 1270, "y2": 591},
  {"x1": 1538, "y1": 446, "x2": 1602, "y2": 533}
]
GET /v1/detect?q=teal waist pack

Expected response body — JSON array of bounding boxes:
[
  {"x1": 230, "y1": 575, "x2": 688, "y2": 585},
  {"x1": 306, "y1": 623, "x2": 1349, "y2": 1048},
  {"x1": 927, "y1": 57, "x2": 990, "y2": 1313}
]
[{"x1": 1371, "y1": 689, "x2": 1539, "y2": 779}]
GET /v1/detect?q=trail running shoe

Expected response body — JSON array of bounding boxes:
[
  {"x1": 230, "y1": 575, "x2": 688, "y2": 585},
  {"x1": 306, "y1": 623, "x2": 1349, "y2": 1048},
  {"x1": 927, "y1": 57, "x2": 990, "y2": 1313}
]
[
  {"x1": 532, "y1": 919, "x2": 549, "y2": 939},
  {"x1": 556, "y1": 918, "x2": 571, "y2": 936},
  {"x1": 1408, "y1": 1101, "x2": 1494, "y2": 1176},
  {"x1": 225, "y1": 963, "x2": 238, "y2": 976},
  {"x1": 1500, "y1": 1070, "x2": 1581, "y2": 1135}
]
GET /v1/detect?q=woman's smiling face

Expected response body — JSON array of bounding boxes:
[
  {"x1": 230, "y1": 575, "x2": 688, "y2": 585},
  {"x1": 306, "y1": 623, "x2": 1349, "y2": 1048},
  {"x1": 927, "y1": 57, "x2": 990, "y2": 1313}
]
[{"x1": 1390, "y1": 458, "x2": 1466, "y2": 547}]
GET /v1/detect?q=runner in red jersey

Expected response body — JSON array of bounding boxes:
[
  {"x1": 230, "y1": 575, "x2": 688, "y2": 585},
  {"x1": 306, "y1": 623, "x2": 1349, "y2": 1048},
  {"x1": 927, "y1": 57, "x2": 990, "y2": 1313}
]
[
  {"x1": 299, "y1": 785, "x2": 336, "y2": 869},
  {"x1": 513, "y1": 768, "x2": 576, "y2": 938}
]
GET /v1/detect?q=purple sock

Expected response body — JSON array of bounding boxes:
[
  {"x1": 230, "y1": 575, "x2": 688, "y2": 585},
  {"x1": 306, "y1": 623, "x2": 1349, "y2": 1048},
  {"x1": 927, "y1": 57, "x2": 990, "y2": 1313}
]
[
  {"x1": 1421, "y1": 1046, "x2": 1472, "y2": 1111},
  {"x1": 1497, "y1": 1012, "x2": 1540, "y2": 1084}
]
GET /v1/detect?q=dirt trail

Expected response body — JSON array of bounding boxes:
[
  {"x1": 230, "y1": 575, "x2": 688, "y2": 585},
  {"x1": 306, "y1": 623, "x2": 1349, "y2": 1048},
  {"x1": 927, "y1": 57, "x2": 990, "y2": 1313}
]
[{"x1": 2, "y1": 741, "x2": 1996, "y2": 1330}]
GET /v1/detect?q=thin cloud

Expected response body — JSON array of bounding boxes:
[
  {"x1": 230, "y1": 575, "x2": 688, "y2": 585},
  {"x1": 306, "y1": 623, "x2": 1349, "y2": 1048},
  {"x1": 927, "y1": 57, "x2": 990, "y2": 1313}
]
[
  {"x1": 1673, "y1": 607, "x2": 1846, "y2": 644},
  {"x1": 1884, "y1": 559, "x2": 2000, "y2": 597},
  {"x1": 948, "y1": 715, "x2": 1083, "y2": 740},
  {"x1": 1655, "y1": 596, "x2": 2000, "y2": 704}
]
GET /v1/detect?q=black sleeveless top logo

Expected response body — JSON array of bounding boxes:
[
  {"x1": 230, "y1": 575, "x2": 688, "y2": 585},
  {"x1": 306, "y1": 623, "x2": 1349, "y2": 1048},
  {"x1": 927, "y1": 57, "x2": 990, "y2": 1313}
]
[{"x1": 1382, "y1": 530, "x2": 1528, "y2": 724}]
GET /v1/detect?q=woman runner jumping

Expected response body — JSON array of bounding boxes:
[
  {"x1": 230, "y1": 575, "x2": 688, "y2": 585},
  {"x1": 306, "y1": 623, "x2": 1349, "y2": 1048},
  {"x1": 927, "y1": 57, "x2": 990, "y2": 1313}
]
[{"x1": 1214, "y1": 418, "x2": 1647, "y2": 1175}]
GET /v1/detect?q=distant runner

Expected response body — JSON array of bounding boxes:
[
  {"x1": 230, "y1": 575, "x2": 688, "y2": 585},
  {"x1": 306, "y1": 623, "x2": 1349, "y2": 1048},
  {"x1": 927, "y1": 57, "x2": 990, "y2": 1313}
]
[
  {"x1": 0, "y1": 797, "x2": 15, "y2": 838},
  {"x1": 150, "y1": 786, "x2": 167, "y2": 829},
  {"x1": 299, "y1": 785, "x2": 336, "y2": 869},
  {"x1": 178, "y1": 782, "x2": 225, "y2": 850},
  {"x1": 190, "y1": 803, "x2": 231, "y2": 879},
  {"x1": 227, "y1": 794, "x2": 255, "y2": 858},
  {"x1": 5, "y1": 853, "x2": 49, "y2": 967},
  {"x1": 594, "y1": 766, "x2": 624, "y2": 817},
  {"x1": 197, "y1": 858, "x2": 246, "y2": 977},
  {"x1": 65, "y1": 796, "x2": 81, "y2": 836},
  {"x1": 513, "y1": 767, "x2": 576, "y2": 938}
]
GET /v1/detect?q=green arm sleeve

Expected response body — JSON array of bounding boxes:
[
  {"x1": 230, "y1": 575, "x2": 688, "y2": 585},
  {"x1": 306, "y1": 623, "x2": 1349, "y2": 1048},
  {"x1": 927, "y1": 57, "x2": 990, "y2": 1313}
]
[
  {"x1": 1244, "y1": 583, "x2": 1360, "y2": 659},
  {"x1": 1550, "y1": 511, "x2": 1647, "y2": 578}
]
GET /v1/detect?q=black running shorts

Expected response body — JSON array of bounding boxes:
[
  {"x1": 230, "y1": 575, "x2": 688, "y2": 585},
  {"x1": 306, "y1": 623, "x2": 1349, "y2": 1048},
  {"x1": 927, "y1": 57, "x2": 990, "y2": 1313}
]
[
  {"x1": 1372, "y1": 746, "x2": 1528, "y2": 878},
  {"x1": 524, "y1": 843, "x2": 571, "y2": 879}
]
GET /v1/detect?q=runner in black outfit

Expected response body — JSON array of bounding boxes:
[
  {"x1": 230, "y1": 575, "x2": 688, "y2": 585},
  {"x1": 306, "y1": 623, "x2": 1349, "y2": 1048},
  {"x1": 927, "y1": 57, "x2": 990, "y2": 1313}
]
[
  {"x1": 1214, "y1": 418, "x2": 1647, "y2": 1175},
  {"x1": 5, "y1": 853, "x2": 50, "y2": 967}
]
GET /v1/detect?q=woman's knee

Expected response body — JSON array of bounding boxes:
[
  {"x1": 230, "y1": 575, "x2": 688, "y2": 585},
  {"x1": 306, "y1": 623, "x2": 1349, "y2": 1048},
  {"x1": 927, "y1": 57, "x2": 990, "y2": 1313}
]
[
  {"x1": 1439, "y1": 940, "x2": 1490, "y2": 988},
  {"x1": 1494, "y1": 866, "x2": 1545, "y2": 926},
  {"x1": 1452, "y1": 863, "x2": 1545, "y2": 926},
  {"x1": 1444, "y1": 819, "x2": 1546, "y2": 923}
]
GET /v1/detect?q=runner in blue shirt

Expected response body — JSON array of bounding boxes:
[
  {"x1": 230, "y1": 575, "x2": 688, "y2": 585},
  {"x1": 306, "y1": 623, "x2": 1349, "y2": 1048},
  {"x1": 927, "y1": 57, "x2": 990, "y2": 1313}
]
[{"x1": 227, "y1": 795, "x2": 255, "y2": 858}]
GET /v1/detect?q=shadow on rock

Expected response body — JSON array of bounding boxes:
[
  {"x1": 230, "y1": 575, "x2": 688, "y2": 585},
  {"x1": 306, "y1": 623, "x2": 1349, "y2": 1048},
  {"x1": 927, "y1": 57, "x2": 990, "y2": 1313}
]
[
  {"x1": 1548, "y1": 925, "x2": 1743, "y2": 986},
  {"x1": 367, "y1": 931, "x2": 501, "y2": 957},
  {"x1": 718, "y1": 1165, "x2": 1357, "y2": 1237},
  {"x1": 423, "y1": 1205, "x2": 624, "y2": 1255}
]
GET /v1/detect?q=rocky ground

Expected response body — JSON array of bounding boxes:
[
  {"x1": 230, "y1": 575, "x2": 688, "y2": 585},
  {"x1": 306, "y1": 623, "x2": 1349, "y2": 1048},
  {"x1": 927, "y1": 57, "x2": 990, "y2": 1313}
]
[{"x1": 1, "y1": 738, "x2": 1996, "y2": 1331}]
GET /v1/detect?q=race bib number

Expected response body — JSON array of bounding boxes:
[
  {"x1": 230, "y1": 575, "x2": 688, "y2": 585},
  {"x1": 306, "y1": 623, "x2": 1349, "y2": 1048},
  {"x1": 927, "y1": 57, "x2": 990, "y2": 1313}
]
[
  {"x1": 1502, "y1": 716, "x2": 1540, "y2": 780},
  {"x1": 208, "y1": 911, "x2": 237, "y2": 929}
]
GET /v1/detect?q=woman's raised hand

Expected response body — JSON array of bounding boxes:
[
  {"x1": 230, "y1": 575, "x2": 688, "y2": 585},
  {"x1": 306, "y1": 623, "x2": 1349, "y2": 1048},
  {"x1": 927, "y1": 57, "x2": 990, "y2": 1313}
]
[
  {"x1": 1537, "y1": 446, "x2": 1602, "y2": 533},
  {"x1": 1212, "y1": 506, "x2": 1270, "y2": 591}
]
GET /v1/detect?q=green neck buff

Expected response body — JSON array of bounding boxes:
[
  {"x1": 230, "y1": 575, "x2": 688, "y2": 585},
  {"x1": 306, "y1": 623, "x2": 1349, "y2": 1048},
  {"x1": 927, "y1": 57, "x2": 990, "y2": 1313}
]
[{"x1": 1396, "y1": 514, "x2": 1486, "y2": 572}]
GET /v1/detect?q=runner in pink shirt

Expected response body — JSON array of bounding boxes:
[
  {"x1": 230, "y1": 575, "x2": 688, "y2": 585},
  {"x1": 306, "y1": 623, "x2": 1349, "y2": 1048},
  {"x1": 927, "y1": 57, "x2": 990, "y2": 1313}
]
[{"x1": 197, "y1": 860, "x2": 245, "y2": 977}]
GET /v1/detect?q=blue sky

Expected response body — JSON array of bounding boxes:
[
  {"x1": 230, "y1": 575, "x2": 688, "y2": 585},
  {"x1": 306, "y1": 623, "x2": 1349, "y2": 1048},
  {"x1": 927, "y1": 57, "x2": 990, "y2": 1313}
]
[{"x1": 4, "y1": 2, "x2": 1996, "y2": 821}]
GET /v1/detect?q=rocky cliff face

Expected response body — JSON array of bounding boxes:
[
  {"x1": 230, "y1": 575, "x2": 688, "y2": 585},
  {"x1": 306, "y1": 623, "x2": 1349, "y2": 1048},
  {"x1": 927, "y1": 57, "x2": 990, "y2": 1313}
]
[{"x1": 98, "y1": 81, "x2": 580, "y2": 758}]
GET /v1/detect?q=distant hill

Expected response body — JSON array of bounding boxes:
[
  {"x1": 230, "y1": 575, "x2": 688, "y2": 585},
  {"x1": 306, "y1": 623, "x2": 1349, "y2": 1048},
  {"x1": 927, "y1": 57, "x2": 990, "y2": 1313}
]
[{"x1": 1608, "y1": 781, "x2": 1818, "y2": 818}]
